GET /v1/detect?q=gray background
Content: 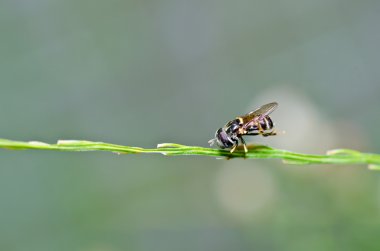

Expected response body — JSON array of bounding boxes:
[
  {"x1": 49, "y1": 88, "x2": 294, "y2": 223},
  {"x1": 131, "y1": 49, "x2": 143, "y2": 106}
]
[{"x1": 1, "y1": 1, "x2": 380, "y2": 250}]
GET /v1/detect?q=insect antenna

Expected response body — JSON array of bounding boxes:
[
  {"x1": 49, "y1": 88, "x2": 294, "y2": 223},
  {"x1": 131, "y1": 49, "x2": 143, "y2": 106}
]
[{"x1": 208, "y1": 138, "x2": 216, "y2": 146}]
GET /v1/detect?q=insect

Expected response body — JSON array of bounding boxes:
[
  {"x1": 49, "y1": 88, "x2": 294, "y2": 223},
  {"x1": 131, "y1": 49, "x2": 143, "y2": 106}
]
[{"x1": 208, "y1": 102, "x2": 278, "y2": 153}]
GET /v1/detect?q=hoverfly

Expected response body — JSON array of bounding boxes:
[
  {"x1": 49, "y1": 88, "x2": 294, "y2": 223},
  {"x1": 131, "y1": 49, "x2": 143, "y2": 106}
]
[{"x1": 208, "y1": 102, "x2": 278, "y2": 153}]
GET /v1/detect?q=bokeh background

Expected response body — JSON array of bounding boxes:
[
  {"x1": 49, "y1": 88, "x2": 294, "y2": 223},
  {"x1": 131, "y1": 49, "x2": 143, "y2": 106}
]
[{"x1": 1, "y1": 0, "x2": 380, "y2": 250}]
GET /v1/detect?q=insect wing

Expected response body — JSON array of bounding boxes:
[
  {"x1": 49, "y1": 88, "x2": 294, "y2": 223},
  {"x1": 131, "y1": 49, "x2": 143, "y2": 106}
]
[
  {"x1": 247, "y1": 102, "x2": 278, "y2": 117},
  {"x1": 240, "y1": 102, "x2": 278, "y2": 128}
]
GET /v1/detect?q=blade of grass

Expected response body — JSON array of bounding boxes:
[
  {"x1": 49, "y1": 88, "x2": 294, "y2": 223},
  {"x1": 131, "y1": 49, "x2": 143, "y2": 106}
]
[{"x1": 0, "y1": 138, "x2": 379, "y2": 170}]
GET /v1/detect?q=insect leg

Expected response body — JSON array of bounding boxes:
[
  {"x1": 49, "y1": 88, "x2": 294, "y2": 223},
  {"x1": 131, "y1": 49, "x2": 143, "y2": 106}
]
[
  {"x1": 239, "y1": 137, "x2": 248, "y2": 153},
  {"x1": 262, "y1": 130, "x2": 277, "y2": 137},
  {"x1": 257, "y1": 121, "x2": 265, "y2": 135},
  {"x1": 230, "y1": 145, "x2": 237, "y2": 153},
  {"x1": 245, "y1": 131, "x2": 260, "y2": 136}
]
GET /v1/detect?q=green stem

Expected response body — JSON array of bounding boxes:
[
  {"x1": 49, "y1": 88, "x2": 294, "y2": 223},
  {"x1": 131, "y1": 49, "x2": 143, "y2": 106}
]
[{"x1": 0, "y1": 138, "x2": 379, "y2": 170}]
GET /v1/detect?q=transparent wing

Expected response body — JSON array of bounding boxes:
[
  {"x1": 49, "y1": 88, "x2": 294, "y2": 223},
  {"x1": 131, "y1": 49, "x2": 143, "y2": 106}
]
[
  {"x1": 248, "y1": 102, "x2": 278, "y2": 117},
  {"x1": 240, "y1": 102, "x2": 278, "y2": 125}
]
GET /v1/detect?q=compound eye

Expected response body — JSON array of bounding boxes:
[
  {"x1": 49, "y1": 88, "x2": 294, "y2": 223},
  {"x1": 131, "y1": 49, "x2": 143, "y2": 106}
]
[{"x1": 216, "y1": 128, "x2": 234, "y2": 148}]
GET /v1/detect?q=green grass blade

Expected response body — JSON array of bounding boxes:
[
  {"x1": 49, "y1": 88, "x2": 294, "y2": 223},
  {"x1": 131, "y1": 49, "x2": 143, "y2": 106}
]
[{"x1": 0, "y1": 138, "x2": 379, "y2": 170}]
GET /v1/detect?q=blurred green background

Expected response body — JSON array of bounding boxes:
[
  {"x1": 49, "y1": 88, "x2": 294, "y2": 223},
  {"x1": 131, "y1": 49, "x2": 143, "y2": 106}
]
[{"x1": 1, "y1": 0, "x2": 380, "y2": 250}]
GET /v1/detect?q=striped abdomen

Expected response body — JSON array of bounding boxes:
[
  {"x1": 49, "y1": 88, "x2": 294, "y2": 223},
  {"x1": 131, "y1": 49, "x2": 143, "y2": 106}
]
[{"x1": 247, "y1": 115, "x2": 274, "y2": 135}]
